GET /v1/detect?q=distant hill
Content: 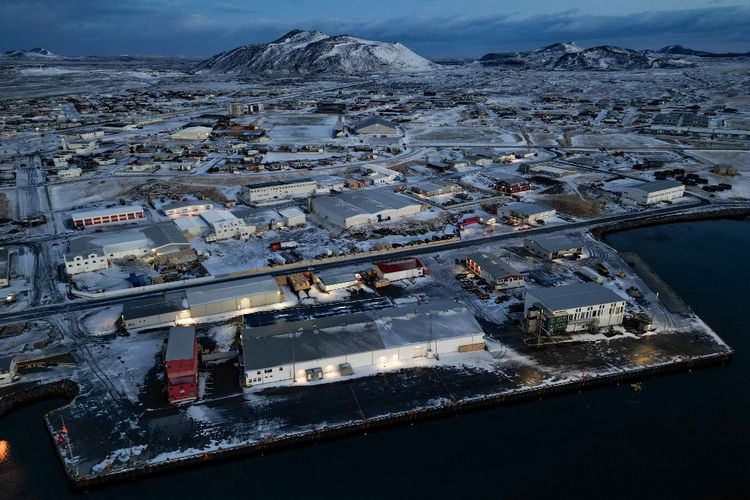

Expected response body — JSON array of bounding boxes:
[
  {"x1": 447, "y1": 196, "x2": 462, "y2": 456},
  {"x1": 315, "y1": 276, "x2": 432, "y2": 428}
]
[
  {"x1": 1, "y1": 47, "x2": 60, "y2": 59},
  {"x1": 195, "y1": 29, "x2": 437, "y2": 75},
  {"x1": 658, "y1": 45, "x2": 750, "y2": 58},
  {"x1": 480, "y1": 43, "x2": 688, "y2": 70}
]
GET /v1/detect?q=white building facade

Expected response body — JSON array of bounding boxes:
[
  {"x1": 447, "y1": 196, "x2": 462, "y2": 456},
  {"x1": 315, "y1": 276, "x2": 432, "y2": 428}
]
[{"x1": 622, "y1": 180, "x2": 685, "y2": 205}]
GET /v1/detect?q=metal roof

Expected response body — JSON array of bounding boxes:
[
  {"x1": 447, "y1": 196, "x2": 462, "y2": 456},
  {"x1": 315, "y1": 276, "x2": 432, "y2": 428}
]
[
  {"x1": 316, "y1": 268, "x2": 358, "y2": 286},
  {"x1": 527, "y1": 283, "x2": 625, "y2": 312},
  {"x1": 166, "y1": 326, "x2": 196, "y2": 361},
  {"x1": 525, "y1": 234, "x2": 581, "y2": 252},
  {"x1": 242, "y1": 302, "x2": 483, "y2": 370},
  {"x1": 352, "y1": 116, "x2": 397, "y2": 132},
  {"x1": 467, "y1": 252, "x2": 520, "y2": 278},
  {"x1": 627, "y1": 179, "x2": 683, "y2": 193},
  {"x1": 71, "y1": 205, "x2": 143, "y2": 220},
  {"x1": 313, "y1": 188, "x2": 420, "y2": 219},
  {"x1": 185, "y1": 276, "x2": 279, "y2": 306},
  {"x1": 502, "y1": 202, "x2": 554, "y2": 216},
  {"x1": 142, "y1": 222, "x2": 190, "y2": 248},
  {"x1": 122, "y1": 290, "x2": 189, "y2": 320}
]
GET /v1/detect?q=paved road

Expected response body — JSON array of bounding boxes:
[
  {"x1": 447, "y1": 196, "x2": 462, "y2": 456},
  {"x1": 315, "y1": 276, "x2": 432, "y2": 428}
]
[{"x1": 1, "y1": 195, "x2": 734, "y2": 325}]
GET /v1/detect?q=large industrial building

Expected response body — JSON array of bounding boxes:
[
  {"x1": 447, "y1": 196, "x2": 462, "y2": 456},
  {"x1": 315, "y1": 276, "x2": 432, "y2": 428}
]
[
  {"x1": 465, "y1": 253, "x2": 524, "y2": 290},
  {"x1": 312, "y1": 189, "x2": 423, "y2": 229},
  {"x1": 122, "y1": 276, "x2": 284, "y2": 331},
  {"x1": 622, "y1": 180, "x2": 685, "y2": 205},
  {"x1": 161, "y1": 200, "x2": 214, "y2": 216},
  {"x1": 524, "y1": 235, "x2": 582, "y2": 260},
  {"x1": 240, "y1": 179, "x2": 317, "y2": 204},
  {"x1": 241, "y1": 302, "x2": 486, "y2": 387},
  {"x1": 351, "y1": 116, "x2": 399, "y2": 137},
  {"x1": 499, "y1": 202, "x2": 556, "y2": 224},
  {"x1": 64, "y1": 222, "x2": 191, "y2": 275},
  {"x1": 71, "y1": 205, "x2": 145, "y2": 228},
  {"x1": 524, "y1": 283, "x2": 626, "y2": 335}
]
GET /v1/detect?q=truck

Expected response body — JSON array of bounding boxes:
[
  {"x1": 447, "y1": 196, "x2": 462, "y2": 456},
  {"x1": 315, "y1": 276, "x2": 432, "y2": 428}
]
[
  {"x1": 269, "y1": 241, "x2": 299, "y2": 251},
  {"x1": 596, "y1": 263, "x2": 610, "y2": 277},
  {"x1": 577, "y1": 267, "x2": 605, "y2": 284}
]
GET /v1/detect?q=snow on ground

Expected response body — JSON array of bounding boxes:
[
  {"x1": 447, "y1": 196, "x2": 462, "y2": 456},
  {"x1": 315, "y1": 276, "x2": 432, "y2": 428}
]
[
  {"x1": 206, "y1": 323, "x2": 237, "y2": 350},
  {"x1": 80, "y1": 306, "x2": 123, "y2": 336}
]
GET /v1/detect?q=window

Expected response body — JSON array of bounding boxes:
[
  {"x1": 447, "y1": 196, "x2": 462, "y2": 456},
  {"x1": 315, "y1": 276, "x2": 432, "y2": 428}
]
[
  {"x1": 256, "y1": 370, "x2": 261, "y2": 375},
  {"x1": 278, "y1": 367, "x2": 283, "y2": 371}
]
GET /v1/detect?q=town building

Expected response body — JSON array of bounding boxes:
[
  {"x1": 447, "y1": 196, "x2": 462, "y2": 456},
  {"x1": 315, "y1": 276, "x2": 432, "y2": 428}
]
[
  {"x1": 524, "y1": 283, "x2": 626, "y2": 335},
  {"x1": 278, "y1": 207, "x2": 306, "y2": 227},
  {"x1": 165, "y1": 326, "x2": 198, "y2": 403},
  {"x1": 523, "y1": 235, "x2": 582, "y2": 260},
  {"x1": 71, "y1": 205, "x2": 145, "y2": 228},
  {"x1": 228, "y1": 101, "x2": 246, "y2": 117},
  {"x1": 200, "y1": 209, "x2": 254, "y2": 242},
  {"x1": 241, "y1": 302, "x2": 485, "y2": 387},
  {"x1": 493, "y1": 173, "x2": 531, "y2": 194},
  {"x1": 499, "y1": 202, "x2": 556, "y2": 224},
  {"x1": 170, "y1": 126, "x2": 212, "y2": 141},
  {"x1": 312, "y1": 189, "x2": 423, "y2": 229},
  {"x1": 240, "y1": 179, "x2": 317, "y2": 204},
  {"x1": 185, "y1": 276, "x2": 282, "y2": 319},
  {"x1": 622, "y1": 180, "x2": 685, "y2": 205},
  {"x1": 64, "y1": 222, "x2": 191, "y2": 275},
  {"x1": 314, "y1": 269, "x2": 359, "y2": 292},
  {"x1": 57, "y1": 167, "x2": 82, "y2": 179},
  {"x1": 122, "y1": 276, "x2": 284, "y2": 331},
  {"x1": 374, "y1": 258, "x2": 429, "y2": 282},
  {"x1": 0, "y1": 356, "x2": 18, "y2": 386},
  {"x1": 410, "y1": 181, "x2": 459, "y2": 198},
  {"x1": 161, "y1": 200, "x2": 214, "y2": 217},
  {"x1": 351, "y1": 116, "x2": 399, "y2": 136},
  {"x1": 465, "y1": 253, "x2": 524, "y2": 289}
]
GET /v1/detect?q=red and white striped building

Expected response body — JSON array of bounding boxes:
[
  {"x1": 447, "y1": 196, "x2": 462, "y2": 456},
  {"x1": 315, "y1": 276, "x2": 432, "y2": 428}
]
[{"x1": 71, "y1": 205, "x2": 145, "y2": 228}]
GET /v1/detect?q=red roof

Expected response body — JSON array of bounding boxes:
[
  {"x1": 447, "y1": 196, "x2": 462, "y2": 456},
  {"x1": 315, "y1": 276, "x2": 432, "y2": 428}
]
[{"x1": 375, "y1": 258, "x2": 425, "y2": 274}]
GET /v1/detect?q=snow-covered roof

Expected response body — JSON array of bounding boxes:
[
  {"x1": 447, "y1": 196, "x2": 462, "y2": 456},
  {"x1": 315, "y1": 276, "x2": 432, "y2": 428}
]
[
  {"x1": 313, "y1": 188, "x2": 421, "y2": 219},
  {"x1": 525, "y1": 234, "x2": 581, "y2": 252},
  {"x1": 185, "y1": 276, "x2": 279, "y2": 307},
  {"x1": 242, "y1": 302, "x2": 483, "y2": 370},
  {"x1": 71, "y1": 205, "x2": 143, "y2": 220},
  {"x1": 627, "y1": 179, "x2": 683, "y2": 193},
  {"x1": 527, "y1": 283, "x2": 625, "y2": 312}
]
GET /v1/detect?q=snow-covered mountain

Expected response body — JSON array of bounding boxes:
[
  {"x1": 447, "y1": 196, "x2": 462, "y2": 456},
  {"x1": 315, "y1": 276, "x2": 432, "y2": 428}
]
[
  {"x1": 480, "y1": 42, "x2": 583, "y2": 68},
  {"x1": 195, "y1": 29, "x2": 437, "y2": 75},
  {"x1": 1, "y1": 47, "x2": 60, "y2": 59},
  {"x1": 658, "y1": 45, "x2": 750, "y2": 58},
  {"x1": 480, "y1": 43, "x2": 686, "y2": 70}
]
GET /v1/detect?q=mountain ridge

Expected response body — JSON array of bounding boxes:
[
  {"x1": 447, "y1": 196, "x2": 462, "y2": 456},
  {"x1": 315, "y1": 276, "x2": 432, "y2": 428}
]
[{"x1": 195, "y1": 29, "x2": 437, "y2": 75}]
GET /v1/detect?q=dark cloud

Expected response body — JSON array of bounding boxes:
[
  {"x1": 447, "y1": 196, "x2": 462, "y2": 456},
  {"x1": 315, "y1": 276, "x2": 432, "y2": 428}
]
[{"x1": 0, "y1": 2, "x2": 747, "y2": 57}]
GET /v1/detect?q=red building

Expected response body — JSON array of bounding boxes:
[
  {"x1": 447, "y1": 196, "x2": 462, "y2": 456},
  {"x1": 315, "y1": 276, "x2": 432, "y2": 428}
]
[
  {"x1": 71, "y1": 205, "x2": 145, "y2": 228},
  {"x1": 493, "y1": 173, "x2": 531, "y2": 195},
  {"x1": 374, "y1": 258, "x2": 429, "y2": 282},
  {"x1": 165, "y1": 326, "x2": 198, "y2": 403}
]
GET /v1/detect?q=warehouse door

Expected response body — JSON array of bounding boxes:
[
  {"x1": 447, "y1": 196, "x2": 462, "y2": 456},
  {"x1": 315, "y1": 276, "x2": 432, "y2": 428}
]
[{"x1": 412, "y1": 346, "x2": 426, "y2": 358}]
